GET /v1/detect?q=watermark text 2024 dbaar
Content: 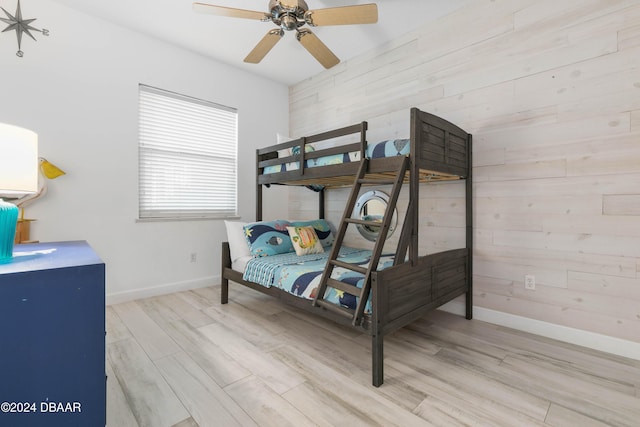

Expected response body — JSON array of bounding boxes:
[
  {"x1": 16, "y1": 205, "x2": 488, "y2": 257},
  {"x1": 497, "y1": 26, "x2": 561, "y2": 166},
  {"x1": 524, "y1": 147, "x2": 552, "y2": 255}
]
[{"x1": 1, "y1": 401, "x2": 82, "y2": 413}]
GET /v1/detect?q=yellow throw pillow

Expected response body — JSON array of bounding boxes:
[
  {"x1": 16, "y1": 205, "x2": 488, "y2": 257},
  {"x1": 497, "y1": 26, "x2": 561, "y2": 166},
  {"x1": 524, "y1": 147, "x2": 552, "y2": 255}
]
[{"x1": 287, "y1": 226, "x2": 324, "y2": 256}]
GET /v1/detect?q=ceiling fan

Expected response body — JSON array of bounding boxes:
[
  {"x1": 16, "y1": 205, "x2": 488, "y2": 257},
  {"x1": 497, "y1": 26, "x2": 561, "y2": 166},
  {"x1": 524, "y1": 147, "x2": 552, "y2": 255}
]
[{"x1": 193, "y1": 1, "x2": 378, "y2": 69}]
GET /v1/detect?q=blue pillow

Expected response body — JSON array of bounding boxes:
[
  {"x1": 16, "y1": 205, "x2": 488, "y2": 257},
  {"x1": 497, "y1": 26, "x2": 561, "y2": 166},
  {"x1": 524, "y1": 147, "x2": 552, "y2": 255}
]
[
  {"x1": 290, "y1": 219, "x2": 334, "y2": 248},
  {"x1": 243, "y1": 220, "x2": 294, "y2": 257}
]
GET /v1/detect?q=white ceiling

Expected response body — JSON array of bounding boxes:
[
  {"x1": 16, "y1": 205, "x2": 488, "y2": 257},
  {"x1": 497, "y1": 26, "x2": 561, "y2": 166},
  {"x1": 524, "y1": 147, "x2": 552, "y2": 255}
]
[{"x1": 52, "y1": 0, "x2": 469, "y2": 86}]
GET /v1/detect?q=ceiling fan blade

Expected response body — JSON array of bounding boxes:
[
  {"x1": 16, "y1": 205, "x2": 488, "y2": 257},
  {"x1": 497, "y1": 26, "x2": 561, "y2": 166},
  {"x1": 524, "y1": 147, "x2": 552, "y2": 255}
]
[
  {"x1": 305, "y1": 4, "x2": 378, "y2": 26},
  {"x1": 244, "y1": 29, "x2": 284, "y2": 64},
  {"x1": 193, "y1": 3, "x2": 269, "y2": 21},
  {"x1": 296, "y1": 29, "x2": 340, "y2": 69}
]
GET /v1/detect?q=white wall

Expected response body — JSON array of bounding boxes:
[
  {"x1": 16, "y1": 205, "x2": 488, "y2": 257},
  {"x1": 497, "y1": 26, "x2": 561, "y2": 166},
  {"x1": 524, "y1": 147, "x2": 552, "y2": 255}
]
[
  {"x1": 288, "y1": 0, "x2": 640, "y2": 353},
  {"x1": 0, "y1": 0, "x2": 289, "y2": 303}
]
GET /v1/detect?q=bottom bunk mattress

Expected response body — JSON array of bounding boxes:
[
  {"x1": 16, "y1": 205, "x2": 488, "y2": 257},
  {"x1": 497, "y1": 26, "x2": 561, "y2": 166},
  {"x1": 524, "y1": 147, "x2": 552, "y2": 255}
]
[{"x1": 241, "y1": 247, "x2": 395, "y2": 312}]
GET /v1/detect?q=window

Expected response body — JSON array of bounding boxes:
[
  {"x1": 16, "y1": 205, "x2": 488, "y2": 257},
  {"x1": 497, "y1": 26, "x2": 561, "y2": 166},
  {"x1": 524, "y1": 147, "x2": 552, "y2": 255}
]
[{"x1": 138, "y1": 84, "x2": 237, "y2": 220}]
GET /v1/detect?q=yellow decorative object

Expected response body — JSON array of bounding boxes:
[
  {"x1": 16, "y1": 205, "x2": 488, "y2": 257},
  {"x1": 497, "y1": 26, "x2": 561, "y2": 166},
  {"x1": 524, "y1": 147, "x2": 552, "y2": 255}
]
[{"x1": 40, "y1": 158, "x2": 65, "y2": 179}]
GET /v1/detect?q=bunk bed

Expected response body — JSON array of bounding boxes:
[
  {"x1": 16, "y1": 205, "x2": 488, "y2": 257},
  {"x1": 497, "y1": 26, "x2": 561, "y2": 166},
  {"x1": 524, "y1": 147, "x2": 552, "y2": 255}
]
[{"x1": 221, "y1": 107, "x2": 472, "y2": 387}]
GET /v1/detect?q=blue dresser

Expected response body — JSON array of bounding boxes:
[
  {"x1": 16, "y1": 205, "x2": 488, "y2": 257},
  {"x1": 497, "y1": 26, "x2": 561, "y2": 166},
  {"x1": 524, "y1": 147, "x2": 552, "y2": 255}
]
[{"x1": 0, "y1": 241, "x2": 106, "y2": 427}]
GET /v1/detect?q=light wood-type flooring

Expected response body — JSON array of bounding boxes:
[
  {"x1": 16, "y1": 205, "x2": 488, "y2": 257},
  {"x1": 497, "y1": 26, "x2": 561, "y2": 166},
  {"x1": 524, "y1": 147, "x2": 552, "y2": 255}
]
[{"x1": 106, "y1": 284, "x2": 640, "y2": 426}]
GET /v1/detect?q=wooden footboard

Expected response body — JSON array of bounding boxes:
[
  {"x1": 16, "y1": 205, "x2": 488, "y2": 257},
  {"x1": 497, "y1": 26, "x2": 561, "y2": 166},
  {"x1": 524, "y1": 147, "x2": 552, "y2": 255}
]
[
  {"x1": 371, "y1": 248, "x2": 470, "y2": 336},
  {"x1": 369, "y1": 248, "x2": 470, "y2": 386}
]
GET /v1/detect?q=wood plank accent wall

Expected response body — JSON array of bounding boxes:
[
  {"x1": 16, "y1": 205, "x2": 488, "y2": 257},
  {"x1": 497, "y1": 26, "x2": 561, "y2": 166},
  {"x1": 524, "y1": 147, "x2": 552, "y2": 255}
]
[{"x1": 284, "y1": 0, "x2": 640, "y2": 343}]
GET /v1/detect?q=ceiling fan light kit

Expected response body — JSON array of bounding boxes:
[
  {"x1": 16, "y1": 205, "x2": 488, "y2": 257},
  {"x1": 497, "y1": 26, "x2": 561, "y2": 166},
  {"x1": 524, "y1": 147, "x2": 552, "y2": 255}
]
[{"x1": 193, "y1": 0, "x2": 378, "y2": 69}]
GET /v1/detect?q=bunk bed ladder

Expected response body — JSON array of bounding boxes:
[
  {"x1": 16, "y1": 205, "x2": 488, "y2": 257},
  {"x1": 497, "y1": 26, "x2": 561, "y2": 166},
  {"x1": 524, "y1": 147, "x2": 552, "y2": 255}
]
[{"x1": 313, "y1": 155, "x2": 409, "y2": 326}]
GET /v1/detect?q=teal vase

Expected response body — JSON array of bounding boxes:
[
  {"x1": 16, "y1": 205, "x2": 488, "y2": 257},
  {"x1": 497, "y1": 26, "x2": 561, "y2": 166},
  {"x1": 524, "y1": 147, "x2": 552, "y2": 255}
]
[{"x1": 0, "y1": 199, "x2": 18, "y2": 261}]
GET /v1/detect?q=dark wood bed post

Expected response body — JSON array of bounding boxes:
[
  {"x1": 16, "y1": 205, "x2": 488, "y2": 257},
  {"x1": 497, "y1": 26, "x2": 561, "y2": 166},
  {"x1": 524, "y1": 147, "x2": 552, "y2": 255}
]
[
  {"x1": 221, "y1": 242, "x2": 230, "y2": 304},
  {"x1": 256, "y1": 184, "x2": 263, "y2": 221},
  {"x1": 465, "y1": 134, "x2": 473, "y2": 320},
  {"x1": 319, "y1": 188, "x2": 325, "y2": 219},
  {"x1": 256, "y1": 148, "x2": 263, "y2": 222},
  {"x1": 360, "y1": 121, "x2": 368, "y2": 159},
  {"x1": 371, "y1": 272, "x2": 383, "y2": 387},
  {"x1": 409, "y1": 108, "x2": 420, "y2": 264},
  {"x1": 372, "y1": 334, "x2": 383, "y2": 387}
]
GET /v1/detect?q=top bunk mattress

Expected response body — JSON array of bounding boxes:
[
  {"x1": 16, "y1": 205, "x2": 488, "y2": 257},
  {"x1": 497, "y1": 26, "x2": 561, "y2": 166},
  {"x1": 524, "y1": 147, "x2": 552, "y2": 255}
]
[{"x1": 263, "y1": 138, "x2": 410, "y2": 175}]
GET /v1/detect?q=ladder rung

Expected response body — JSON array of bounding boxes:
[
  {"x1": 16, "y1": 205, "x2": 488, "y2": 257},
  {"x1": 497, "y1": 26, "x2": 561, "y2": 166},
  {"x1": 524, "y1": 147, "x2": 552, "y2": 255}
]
[
  {"x1": 330, "y1": 259, "x2": 367, "y2": 275},
  {"x1": 345, "y1": 218, "x2": 383, "y2": 227},
  {"x1": 326, "y1": 278, "x2": 362, "y2": 297},
  {"x1": 315, "y1": 300, "x2": 355, "y2": 319},
  {"x1": 357, "y1": 178, "x2": 395, "y2": 185}
]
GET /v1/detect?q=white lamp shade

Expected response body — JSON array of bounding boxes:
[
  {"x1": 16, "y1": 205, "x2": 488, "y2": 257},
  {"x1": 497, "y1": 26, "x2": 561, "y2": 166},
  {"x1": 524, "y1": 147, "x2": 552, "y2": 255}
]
[{"x1": 0, "y1": 123, "x2": 38, "y2": 195}]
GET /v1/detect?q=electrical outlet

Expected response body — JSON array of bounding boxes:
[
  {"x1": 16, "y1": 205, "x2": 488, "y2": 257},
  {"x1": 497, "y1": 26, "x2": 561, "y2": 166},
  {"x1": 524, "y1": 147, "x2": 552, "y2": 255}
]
[
  {"x1": 524, "y1": 274, "x2": 535, "y2": 290},
  {"x1": 189, "y1": 252, "x2": 197, "y2": 263}
]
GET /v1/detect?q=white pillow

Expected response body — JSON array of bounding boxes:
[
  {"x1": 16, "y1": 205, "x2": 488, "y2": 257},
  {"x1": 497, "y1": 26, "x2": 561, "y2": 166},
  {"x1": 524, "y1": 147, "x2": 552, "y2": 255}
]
[{"x1": 224, "y1": 220, "x2": 250, "y2": 263}]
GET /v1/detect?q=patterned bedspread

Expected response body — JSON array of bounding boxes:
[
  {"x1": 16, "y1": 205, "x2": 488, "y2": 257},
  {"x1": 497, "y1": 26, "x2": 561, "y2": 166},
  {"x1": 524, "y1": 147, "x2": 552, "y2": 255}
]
[
  {"x1": 242, "y1": 247, "x2": 396, "y2": 312},
  {"x1": 264, "y1": 138, "x2": 410, "y2": 175}
]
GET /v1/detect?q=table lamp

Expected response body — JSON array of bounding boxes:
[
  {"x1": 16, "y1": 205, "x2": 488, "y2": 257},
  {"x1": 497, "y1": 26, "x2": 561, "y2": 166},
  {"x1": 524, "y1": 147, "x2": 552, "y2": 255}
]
[{"x1": 0, "y1": 123, "x2": 38, "y2": 261}]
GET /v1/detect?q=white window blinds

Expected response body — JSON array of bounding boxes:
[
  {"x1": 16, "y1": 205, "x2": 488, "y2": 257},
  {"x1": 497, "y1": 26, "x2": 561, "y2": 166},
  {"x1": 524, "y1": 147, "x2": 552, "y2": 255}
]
[{"x1": 138, "y1": 84, "x2": 237, "y2": 219}]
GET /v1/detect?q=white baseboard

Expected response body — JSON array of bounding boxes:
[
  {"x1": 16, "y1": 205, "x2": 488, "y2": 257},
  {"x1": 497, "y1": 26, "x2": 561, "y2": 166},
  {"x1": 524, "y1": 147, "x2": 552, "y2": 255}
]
[
  {"x1": 439, "y1": 300, "x2": 640, "y2": 362},
  {"x1": 106, "y1": 275, "x2": 219, "y2": 306}
]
